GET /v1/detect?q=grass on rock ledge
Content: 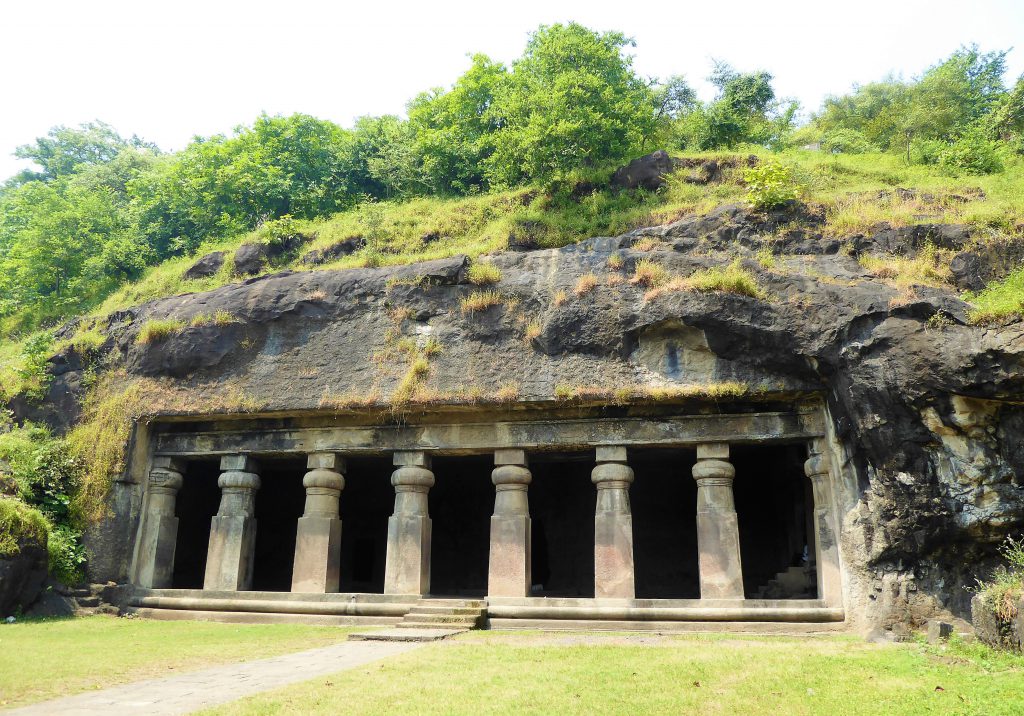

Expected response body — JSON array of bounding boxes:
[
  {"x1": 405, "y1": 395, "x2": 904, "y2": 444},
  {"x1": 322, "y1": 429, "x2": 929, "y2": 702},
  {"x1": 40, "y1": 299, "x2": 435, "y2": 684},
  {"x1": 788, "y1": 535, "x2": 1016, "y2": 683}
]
[
  {"x1": 202, "y1": 632, "x2": 1024, "y2": 716},
  {"x1": 0, "y1": 616, "x2": 354, "y2": 708}
]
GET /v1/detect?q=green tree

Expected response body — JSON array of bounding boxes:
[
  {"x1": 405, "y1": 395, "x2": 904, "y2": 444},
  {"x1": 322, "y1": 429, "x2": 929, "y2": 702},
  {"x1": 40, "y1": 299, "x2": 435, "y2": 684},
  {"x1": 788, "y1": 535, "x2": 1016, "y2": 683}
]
[
  {"x1": 408, "y1": 54, "x2": 509, "y2": 194},
  {"x1": 484, "y1": 23, "x2": 655, "y2": 186},
  {"x1": 12, "y1": 121, "x2": 157, "y2": 184}
]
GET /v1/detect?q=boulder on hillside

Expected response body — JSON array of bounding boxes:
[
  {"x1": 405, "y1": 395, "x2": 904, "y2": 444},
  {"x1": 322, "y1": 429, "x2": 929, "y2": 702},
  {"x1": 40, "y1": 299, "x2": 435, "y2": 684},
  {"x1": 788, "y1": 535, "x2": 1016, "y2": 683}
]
[
  {"x1": 611, "y1": 150, "x2": 680, "y2": 191},
  {"x1": 183, "y1": 251, "x2": 226, "y2": 280},
  {"x1": 233, "y1": 243, "x2": 268, "y2": 276},
  {"x1": 299, "y1": 237, "x2": 366, "y2": 266},
  {"x1": 0, "y1": 537, "x2": 48, "y2": 617}
]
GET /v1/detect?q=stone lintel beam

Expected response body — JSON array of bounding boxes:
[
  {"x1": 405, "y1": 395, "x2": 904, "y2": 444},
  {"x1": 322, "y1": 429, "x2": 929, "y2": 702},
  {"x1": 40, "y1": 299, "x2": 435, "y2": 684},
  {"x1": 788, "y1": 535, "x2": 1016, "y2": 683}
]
[
  {"x1": 692, "y1": 443, "x2": 744, "y2": 600},
  {"x1": 488, "y1": 449, "x2": 532, "y2": 598},
  {"x1": 592, "y1": 446, "x2": 635, "y2": 600},
  {"x1": 154, "y1": 412, "x2": 824, "y2": 457},
  {"x1": 135, "y1": 456, "x2": 187, "y2": 589},
  {"x1": 204, "y1": 455, "x2": 261, "y2": 591},
  {"x1": 291, "y1": 453, "x2": 345, "y2": 594},
  {"x1": 805, "y1": 441, "x2": 843, "y2": 607},
  {"x1": 384, "y1": 451, "x2": 434, "y2": 595}
]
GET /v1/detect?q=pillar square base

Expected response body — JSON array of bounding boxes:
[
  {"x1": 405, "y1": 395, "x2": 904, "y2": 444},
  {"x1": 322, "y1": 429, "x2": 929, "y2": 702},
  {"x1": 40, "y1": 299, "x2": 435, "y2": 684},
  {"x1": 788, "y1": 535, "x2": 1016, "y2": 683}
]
[
  {"x1": 384, "y1": 514, "x2": 431, "y2": 595},
  {"x1": 137, "y1": 514, "x2": 179, "y2": 589},
  {"x1": 488, "y1": 515, "x2": 531, "y2": 597},
  {"x1": 291, "y1": 516, "x2": 342, "y2": 593},
  {"x1": 696, "y1": 511, "x2": 744, "y2": 599},
  {"x1": 204, "y1": 515, "x2": 257, "y2": 591},
  {"x1": 595, "y1": 512, "x2": 635, "y2": 599}
]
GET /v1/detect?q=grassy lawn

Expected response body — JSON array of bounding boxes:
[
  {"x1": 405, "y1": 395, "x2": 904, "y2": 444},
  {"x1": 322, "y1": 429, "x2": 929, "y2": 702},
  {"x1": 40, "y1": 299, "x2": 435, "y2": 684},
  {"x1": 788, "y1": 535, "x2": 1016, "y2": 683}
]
[
  {"x1": 0, "y1": 615, "x2": 353, "y2": 708},
  {"x1": 204, "y1": 632, "x2": 1024, "y2": 716}
]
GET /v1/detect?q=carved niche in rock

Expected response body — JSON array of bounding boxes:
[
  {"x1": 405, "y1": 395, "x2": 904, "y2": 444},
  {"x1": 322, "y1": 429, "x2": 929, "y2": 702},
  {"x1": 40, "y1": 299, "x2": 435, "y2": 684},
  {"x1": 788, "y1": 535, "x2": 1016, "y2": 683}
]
[{"x1": 630, "y1": 321, "x2": 717, "y2": 383}]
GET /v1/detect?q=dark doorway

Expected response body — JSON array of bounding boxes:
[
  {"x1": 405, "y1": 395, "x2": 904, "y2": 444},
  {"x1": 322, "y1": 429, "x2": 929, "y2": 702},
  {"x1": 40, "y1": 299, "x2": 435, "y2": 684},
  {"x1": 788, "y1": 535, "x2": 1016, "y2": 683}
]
[
  {"x1": 529, "y1": 453, "x2": 596, "y2": 597},
  {"x1": 733, "y1": 444, "x2": 815, "y2": 599},
  {"x1": 631, "y1": 448, "x2": 700, "y2": 599},
  {"x1": 172, "y1": 459, "x2": 221, "y2": 588},
  {"x1": 429, "y1": 456, "x2": 492, "y2": 596},
  {"x1": 338, "y1": 456, "x2": 393, "y2": 593},
  {"x1": 251, "y1": 458, "x2": 305, "y2": 592}
]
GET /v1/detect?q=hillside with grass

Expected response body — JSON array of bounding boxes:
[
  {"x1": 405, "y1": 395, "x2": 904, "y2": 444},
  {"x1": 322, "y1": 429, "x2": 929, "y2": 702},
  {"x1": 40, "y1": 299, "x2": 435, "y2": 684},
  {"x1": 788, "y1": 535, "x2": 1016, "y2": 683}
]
[{"x1": 1, "y1": 22, "x2": 1022, "y2": 602}]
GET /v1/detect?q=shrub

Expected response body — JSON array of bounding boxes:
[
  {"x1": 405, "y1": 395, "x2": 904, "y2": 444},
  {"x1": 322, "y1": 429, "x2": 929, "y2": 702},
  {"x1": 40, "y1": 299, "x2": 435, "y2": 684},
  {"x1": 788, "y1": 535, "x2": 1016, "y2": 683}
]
[
  {"x1": 975, "y1": 535, "x2": 1024, "y2": 629},
  {"x1": 0, "y1": 496, "x2": 48, "y2": 557},
  {"x1": 16, "y1": 331, "x2": 54, "y2": 401},
  {"x1": 48, "y1": 524, "x2": 86, "y2": 585},
  {"x1": 467, "y1": 262, "x2": 502, "y2": 285},
  {"x1": 939, "y1": 132, "x2": 1005, "y2": 175},
  {"x1": 822, "y1": 129, "x2": 877, "y2": 154},
  {"x1": 190, "y1": 311, "x2": 237, "y2": 327},
  {"x1": 743, "y1": 160, "x2": 800, "y2": 210},
  {"x1": 136, "y1": 318, "x2": 186, "y2": 344}
]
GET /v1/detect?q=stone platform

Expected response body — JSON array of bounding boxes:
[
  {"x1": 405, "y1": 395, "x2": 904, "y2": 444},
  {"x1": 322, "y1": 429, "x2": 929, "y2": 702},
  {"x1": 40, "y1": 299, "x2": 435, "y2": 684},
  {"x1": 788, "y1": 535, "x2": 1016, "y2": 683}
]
[{"x1": 349, "y1": 627, "x2": 467, "y2": 642}]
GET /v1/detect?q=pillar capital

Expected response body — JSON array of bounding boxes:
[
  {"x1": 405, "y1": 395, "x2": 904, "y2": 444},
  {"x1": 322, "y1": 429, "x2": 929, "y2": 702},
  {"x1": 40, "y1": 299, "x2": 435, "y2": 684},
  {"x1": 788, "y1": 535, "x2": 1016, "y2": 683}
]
[
  {"x1": 220, "y1": 454, "x2": 260, "y2": 473},
  {"x1": 148, "y1": 458, "x2": 185, "y2": 494},
  {"x1": 593, "y1": 446, "x2": 634, "y2": 490},
  {"x1": 393, "y1": 451, "x2": 432, "y2": 468},
  {"x1": 308, "y1": 452, "x2": 345, "y2": 471},
  {"x1": 218, "y1": 470, "x2": 261, "y2": 491},
  {"x1": 303, "y1": 468, "x2": 345, "y2": 492},
  {"x1": 492, "y1": 464, "x2": 531, "y2": 490}
]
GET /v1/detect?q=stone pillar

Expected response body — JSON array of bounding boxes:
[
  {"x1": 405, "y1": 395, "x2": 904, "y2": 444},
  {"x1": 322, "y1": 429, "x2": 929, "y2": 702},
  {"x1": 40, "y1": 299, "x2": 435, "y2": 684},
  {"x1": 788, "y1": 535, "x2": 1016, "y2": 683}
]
[
  {"x1": 592, "y1": 446, "x2": 635, "y2": 600},
  {"x1": 135, "y1": 457, "x2": 186, "y2": 589},
  {"x1": 805, "y1": 441, "x2": 843, "y2": 607},
  {"x1": 203, "y1": 455, "x2": 260, "y2": 591},
  {"x1": 384, "y1": 451, "x2": 434, "y2": 595},
  {"x1": 488, "y1": 449, "x2": 532, "y2": 597},
  {"x1": 291, "y1": 453, "x2": 345, "y2": 593},
  {"x1": 692, "y1": 443, "x2": 744, "y2": 599}
]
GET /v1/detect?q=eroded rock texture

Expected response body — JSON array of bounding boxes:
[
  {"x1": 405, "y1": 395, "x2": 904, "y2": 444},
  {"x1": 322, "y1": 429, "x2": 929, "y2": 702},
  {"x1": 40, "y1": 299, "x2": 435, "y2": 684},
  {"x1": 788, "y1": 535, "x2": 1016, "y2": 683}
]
[{"x1": 12, "y1": 201, "x2": 1024, "y2": 631}]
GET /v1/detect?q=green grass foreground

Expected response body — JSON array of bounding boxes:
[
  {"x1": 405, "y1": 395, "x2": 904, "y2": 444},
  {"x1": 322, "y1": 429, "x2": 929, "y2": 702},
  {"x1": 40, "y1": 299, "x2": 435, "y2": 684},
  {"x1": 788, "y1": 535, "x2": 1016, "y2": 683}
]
[
  {"x1": 203, "y1": 632, "x2": 1024, "y2": 716},
  {"x1": 0, "y1": 616, "x2": 353, "y2": 708}
]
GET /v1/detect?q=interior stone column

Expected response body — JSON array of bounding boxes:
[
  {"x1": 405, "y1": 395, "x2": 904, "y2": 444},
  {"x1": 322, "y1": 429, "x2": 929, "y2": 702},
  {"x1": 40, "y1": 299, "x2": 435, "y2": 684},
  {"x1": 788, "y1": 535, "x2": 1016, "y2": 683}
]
[
  {"x1": 592, "y1": 446, "x2": 635, "y2": 600},
  {"x1": 692, "y1": 443, "x2": 744, "y2": 599},
  {"x1": 805, "y1": 441, "x2": 843, "y2": 607},
  {"x1": 291, "y1": 453, "x2": 345, "y2": 593},
  {"x1": 488, "y1": 449, "x2": 532, "y2": 597},
  {"x1": 204, "y1": 455, "x2": 260, "y2": 591},
  {"x1": 384, "y1": 451, "x2": 434, "y2": 595},
  {"x1": 135, "y1": 456, "x2": 186, "y2": 589}
]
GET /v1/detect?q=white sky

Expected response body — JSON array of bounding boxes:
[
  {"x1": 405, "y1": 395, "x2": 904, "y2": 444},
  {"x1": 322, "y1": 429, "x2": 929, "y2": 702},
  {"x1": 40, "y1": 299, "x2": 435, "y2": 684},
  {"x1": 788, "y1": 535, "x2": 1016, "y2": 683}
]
[{"x1": 1, "y1": 0, "x2": 1022, "y2": 181}]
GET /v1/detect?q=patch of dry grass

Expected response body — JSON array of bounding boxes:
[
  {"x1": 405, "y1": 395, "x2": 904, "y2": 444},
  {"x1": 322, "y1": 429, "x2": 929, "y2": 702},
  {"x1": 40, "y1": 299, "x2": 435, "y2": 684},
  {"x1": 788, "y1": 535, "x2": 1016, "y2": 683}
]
[
  {"x1": 573, "y1": 274, "x2": 599, "y2": 297},
  {"x1": 460, "y1": 290, "x2": 503, "y2": 314}
]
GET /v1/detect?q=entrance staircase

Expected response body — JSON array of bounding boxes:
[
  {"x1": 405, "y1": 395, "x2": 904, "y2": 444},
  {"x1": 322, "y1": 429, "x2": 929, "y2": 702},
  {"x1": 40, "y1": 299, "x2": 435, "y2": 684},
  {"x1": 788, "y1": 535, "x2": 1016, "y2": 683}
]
[
  {"x1": 755, "y1": 566, "x2": 817, "y2": 599},
  {"x1": 396, "y1": 598, "x2": 487, "y2": 630},
  {"x1": 349, "y1": 598, "x2": 486, "y2": 642}
]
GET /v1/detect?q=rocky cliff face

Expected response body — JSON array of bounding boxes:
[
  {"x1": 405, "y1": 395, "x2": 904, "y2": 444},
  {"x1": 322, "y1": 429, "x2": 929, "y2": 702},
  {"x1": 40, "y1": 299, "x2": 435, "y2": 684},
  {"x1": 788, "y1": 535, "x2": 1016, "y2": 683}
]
[{"x1": 16, "y1": 201, "x2": 1024, "y2": 632}]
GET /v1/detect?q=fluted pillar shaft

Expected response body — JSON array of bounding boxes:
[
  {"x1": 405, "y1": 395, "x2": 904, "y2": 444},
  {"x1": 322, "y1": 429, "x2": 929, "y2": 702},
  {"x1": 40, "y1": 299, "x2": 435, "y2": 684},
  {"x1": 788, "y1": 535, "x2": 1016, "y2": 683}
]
[
  {"x1": 805, "y1": 442, "x2": 843, "y2": 607},
  {"x1": 488, "y1": 449, "x2": 532, "y2": 597},
  {"x1": 592, "y1": 446, "x2": 635, "y2": 599},
  {"x1": 204, "y1": 455, "x2": 260, "y2": 591},
  {"x1": 136, "y1": 457, "x2": 186, "y2": 589},
  {"x1": 384, "y1": 451, "x2": 434, "y2": 595},
  {"x1": 291, "y1": 453, "x2": 345, "y2": 593},
  {"x1": 692, "y1": 443, "x2": 744, "y2": 599}
]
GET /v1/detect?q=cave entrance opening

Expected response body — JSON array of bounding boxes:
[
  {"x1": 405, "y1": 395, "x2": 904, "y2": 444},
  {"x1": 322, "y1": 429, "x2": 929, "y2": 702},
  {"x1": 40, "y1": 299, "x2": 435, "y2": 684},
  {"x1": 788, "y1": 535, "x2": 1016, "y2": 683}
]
[
  {"x1": 528, "y1": 452, "x2": 596, "y2": 598},
  {"x1": 170, "y1": 458, "x2": 220, "y2": 589},
  {"x1": 250, "y1": 457, "x2": 304, "y2": 592},
  {"x1": 733, "y1": 443, "x2": 816, "y2": 599},
  {"x1": 631, "y1": 447, "x2": 700, "y2": 599},
  {"x1": 428, "y1": 455, "x2": 492, "y2": 597},
  {"x1": 338, "y1": 456, "x2": 392, "y2": 594}
]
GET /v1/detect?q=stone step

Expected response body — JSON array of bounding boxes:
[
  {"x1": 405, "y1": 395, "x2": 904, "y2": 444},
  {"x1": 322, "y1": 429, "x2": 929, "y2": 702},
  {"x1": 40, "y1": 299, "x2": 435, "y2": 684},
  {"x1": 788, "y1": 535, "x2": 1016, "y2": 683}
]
[
  {"x1": 349, "y1": 628, "x2": 466, "y2": 642},
  {"x1": 400, "y1": 614, "x2": 481, "y2": 627},
  {"x1": 75, "y1": 596, "x2": 102, "y2": 608},
  {"x1": 406, "y1": 605, "x2": 485, "y2": 616},
  {"x1": 396, "y1": 620, "x2": 478, "y2": 630},
  {"x1": 417, "y1": 599, "x2": 486, "y2": 608},
  {"x1": 68, "y1": 588, "x2": 92, "y2": 598}
]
